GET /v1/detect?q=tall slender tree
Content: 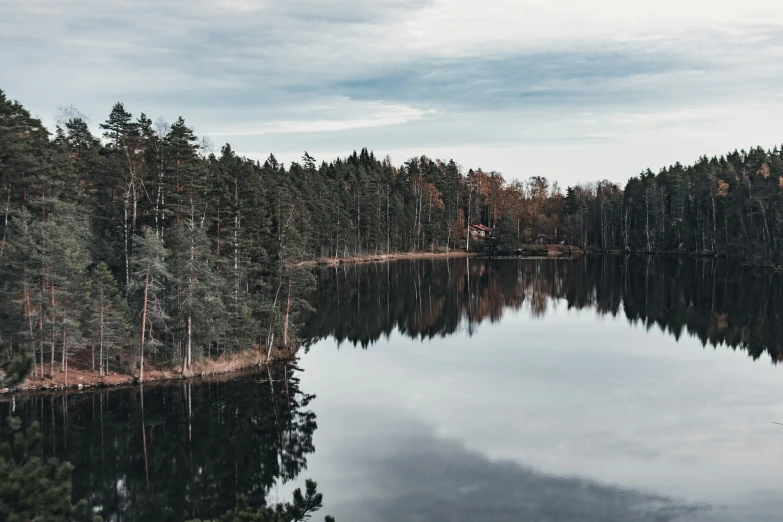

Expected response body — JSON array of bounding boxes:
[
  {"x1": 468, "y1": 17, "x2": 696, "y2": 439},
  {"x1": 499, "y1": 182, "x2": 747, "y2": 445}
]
[{"x1": 130, "y1": 228, "x2": 169, "y2": 383}]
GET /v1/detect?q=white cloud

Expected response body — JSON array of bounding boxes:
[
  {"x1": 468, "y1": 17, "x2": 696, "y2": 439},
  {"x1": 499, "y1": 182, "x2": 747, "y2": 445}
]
[
  {"x1": 212, "y1": 100, "x2": 431, "y2": 136},
  {"x1": 404, "y1": 0, "x2": 783, "y2": 52},
  {"x1": 2, "y1": 0, "x2": 782, "y2": 186}
]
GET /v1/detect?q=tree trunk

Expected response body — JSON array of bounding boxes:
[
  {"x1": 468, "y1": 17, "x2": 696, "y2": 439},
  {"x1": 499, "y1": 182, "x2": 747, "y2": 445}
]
[
  {"x1": 356, "y1": 194, "x2": 360, "y2": 254},
  {"x1": 266, "y1": 333, "x2": 274, "y2": 364},
  {"x1": 760, "y1": 203, "x2": 770, "y2": 255},
  {"x1": 124, "y1": 198, "x2": 130, "y2": 289},
  {"x1": 23, "y1": 274, "x2": 35, "y2": 377},
  {"x1": 39, "y1": 306, "x2": 44, "y2": 377},
  {"x1": 99, "y1": 304, "x2": 105, "y2": 377},
  {"x1": 711, "y1": 193, "x2": 719, "y2": 254},
  {"x1": 131, "y1": 179, "x2": 138, "y2": 244},
  {"x1": 0, "y1": 186, "x2": 8, "y2": 261},
  {"x1": 645, "y1": 189, "x2": 651, "y2": 252},
  {"x1": 183, "y1": 314, "x2": 191, "y2": 375},
  {"x1": 50, "y1": 282, "x2": 55, "y2": 375},
  {"x1": 283, "y1": 276, "x2": 292, "y2": 347},
  {"x1": 63, "y1": 327, "x2": 68, "y2": 388},
  {"x1": 156, "y1": 171, "x2": 163, "y2": 236},
  {"x1": 427, "y1": 195, "x2": 433, "y2": 251},
  {"x1": 61, "y1": 312, "x2": 66, "y2": 373},
  {"x1": 660, "y1": 186, "x2": 665, "y2": 245},
  {"x1": 184, "y1": 227, "x2": 194, "y2": 374},
  {"x1": 624, "y1": 205, "x2": 629, "y2": 251},
  {"x1": 234, "y1": 177, "x2": 239, "y2": 270},
  {"x1": 335, "y1": 201, "x2": 340, "y2": 260},
  {"x1": 139, "y1": 270, "x2": 149, "y2": 384},
  {"x1": 466, "y1": 190, "x2": 472, "y2": 252}
]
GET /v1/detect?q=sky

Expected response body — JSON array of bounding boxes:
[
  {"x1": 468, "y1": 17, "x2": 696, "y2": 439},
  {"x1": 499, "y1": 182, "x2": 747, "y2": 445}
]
[{"x1": 2, "y1": 0, "x2": 783, "y2": 186}]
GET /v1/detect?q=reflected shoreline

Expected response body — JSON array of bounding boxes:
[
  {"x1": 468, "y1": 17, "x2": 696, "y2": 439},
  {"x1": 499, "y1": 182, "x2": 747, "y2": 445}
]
[
  {"x1": 0, "y1": 363, "x2": 289, "y2": 403},
  {"x1": 1, "y1": 364, "x2": 317, "y2": 522},
  {"x1": 302, "y1": 255, "x2": 783, "y2": 364}
]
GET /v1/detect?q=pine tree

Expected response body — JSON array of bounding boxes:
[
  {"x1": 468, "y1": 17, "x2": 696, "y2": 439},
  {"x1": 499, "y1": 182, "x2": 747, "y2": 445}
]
[
  {"x1": 162, "y1": 117, "x2": 201, "y2": 226},
  {"x1": 268, "y1": 187, "x2": 315, "y2": 356},
  {"x1": 37, "y1": 208, "x2": 91, "y2": 383},
  {"x1": 86, "y1": 262, "x2": 131, "y2": 376},
  {"x1": 170, "y1": 218, "x2": 226, "y2": 372},
  {"x1": 130, "y1": 228, "x2": 169, "y2": 383},
  {"x1": 0, "y1": 340, "x2": 33, "y2": 389},
  {"x1": 99, "y1": 102, "x2": 135, "y2": 150}
]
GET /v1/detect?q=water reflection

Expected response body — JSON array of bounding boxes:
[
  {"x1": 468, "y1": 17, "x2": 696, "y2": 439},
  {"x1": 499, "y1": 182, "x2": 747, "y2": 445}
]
[
  {"x1": 303, "y1": 256, "x2": 783, "y2": 363},
  {"x1": 332, "y1": 419, "x2": 708, "y2": 522},
  {"x1": 3, "y1": 256, "x2": 783, "y2": 522},
  {"x1": 0, "y1": 365, "x2": 315, "y2": 522}
]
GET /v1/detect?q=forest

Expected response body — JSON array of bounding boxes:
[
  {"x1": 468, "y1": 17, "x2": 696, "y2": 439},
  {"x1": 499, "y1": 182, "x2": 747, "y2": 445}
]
[{"x1": 2, "y1": 88, "x2": 783, "y2": 382}]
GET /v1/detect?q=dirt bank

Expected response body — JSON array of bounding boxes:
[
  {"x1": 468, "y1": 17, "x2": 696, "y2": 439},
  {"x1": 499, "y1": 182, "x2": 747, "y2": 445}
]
[
  {"x1": 303, "y1": 250, "x2": 477, "y2": 266},
  {"x1": 517, "y1": 244, "x2": 584, "y2": 257},
  {"x1": 2, "y1": 347, "x2": 295, "y2": 397},
  {"x1": 302, "y1": 246, "x2": 582, "y2": 266}
]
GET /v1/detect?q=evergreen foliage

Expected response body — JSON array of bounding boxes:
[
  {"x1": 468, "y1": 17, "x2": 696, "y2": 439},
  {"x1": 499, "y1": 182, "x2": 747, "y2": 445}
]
[
  {"x1": 560, "y1": 151, "x2": 783, "y2": 264},
  {"x1": 85, "y1": 262, "x2": 131, "y2": 375},
  {"x1": 0, "y1": 417, "x2": 99, "y2": 521},
  {"x1": 1, "y1": 87, "x2": 782, "y2": 377},
  {"x1": 0, "y1": 341, "x2": 33, "y2": 389}
]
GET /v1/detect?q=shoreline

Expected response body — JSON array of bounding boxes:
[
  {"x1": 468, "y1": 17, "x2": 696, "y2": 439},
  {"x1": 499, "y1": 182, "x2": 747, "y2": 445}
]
[
  {"x1": 1, "y1": 347, "x2": 296, "y2": 398},
  {"x1": 302, "y1": 245, "x2": 587, "y2": 266},
  {"x1": 584, "y1": 249, "x2": 783, "y2": 270},
  {"x1": 302, "y1": 250, "x2": 477, "y2": 266},
  {"x1": 516, "y1": 244, "x2": 584, "y2": 257}
]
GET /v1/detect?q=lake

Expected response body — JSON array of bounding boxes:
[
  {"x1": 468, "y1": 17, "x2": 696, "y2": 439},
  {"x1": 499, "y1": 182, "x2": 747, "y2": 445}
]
[{"x1": 3, "y1": 256, "x2": 783, "y2": 521}]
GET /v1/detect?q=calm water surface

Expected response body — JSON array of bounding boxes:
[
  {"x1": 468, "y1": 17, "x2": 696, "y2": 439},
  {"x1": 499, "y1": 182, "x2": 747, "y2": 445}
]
[{"x1": 3, "y1": 256, "x2": 783, "y2": 521}]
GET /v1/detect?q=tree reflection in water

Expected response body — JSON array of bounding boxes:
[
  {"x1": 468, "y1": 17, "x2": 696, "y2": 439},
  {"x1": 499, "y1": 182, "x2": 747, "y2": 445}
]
[
  {"x1": 302, "y1": 256, "x2": 783, "y2": 363},
  {"x1": 0, "y1": 364, "x2": 316, "y2": 522}
]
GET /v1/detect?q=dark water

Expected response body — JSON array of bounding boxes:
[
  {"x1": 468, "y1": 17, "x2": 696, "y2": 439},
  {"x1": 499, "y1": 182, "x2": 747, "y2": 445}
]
[{"x1": 3, "y1": 256, "x2": 783, "y2": 521}]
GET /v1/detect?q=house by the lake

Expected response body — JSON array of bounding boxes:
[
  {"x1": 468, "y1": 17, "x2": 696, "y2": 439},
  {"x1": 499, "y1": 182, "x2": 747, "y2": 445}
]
[{"x1": 470, "y1": 224, "x2": 493, "y2": 239}]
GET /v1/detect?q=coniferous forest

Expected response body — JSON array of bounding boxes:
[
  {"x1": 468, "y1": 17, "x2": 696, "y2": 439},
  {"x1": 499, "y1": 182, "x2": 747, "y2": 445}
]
[{"x1": 2, "y1": 89, "x2": 783, "y2": 380}]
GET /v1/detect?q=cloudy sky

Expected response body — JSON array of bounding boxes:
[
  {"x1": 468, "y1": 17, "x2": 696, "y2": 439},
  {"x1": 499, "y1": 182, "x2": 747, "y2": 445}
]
[{"x1": 3, "y1": 0, "x2": 783, "y2": 185}]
